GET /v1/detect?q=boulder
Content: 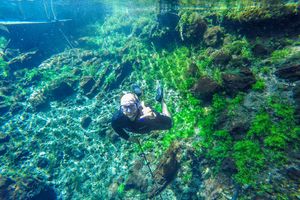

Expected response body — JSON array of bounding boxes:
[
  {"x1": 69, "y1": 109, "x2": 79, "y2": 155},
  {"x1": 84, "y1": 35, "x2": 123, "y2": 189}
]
[
  {"x1": 191, "y1": 76, "x2": 221, "y2": 102},
  {"x1": 252, "y1": 43, "x2": 271, "y2": 57},
  {"x1": 125, "y1": 171, "x2": 148, "y2": 192},
  {"x1": 215, "y1": 108, "x2": 250, "y2": 141},
  {"x1": 286, "y1": 166, "x2": 300, "y2": 181},
  {"x1": 81, "y1": 116, "x2": 92, "y2": 129},
  {"x1": 148, "y1": 141, "x2": 181, "y2": 198},
  {"x1": 0, "y1": 175, "x2": 57, "y2": 200},
  {"x1": 7, "y1": 50, "x2": 38, "y2": 71},
  {"x1": 292, "y1": 82, "x2": 300, "y2": 122},
  {"x1": 275, "y1": 64, "x2": 300, "y2": 82},
  {"x1": 124, "y1": 160, "x2": 148, "y2": 192},
  {"x1": 221, "y1": 158, "x2": 237, "y2": 174},
  {"x1": 222, "y1": 68, "x2": 256, "y2": 96},
  {"x1": 28, "y1": 89, "x2": 49, "y2": 112},
  {"x1": 47, "y1": 81, "x2": 74, "y2": 101},
  {"x1": 103, "y1": 61, "x2": 133, "y2": 92},
  {"x1": 204, "y1": 26, "x2": 224, "y2": 47},
  {"x1": 177, "y1": 12, "x2": 207, "y2": 43},
  {"x1": 80, "y1": 76, "x2": 95, "y2": 95},
  {"x1": 211, "y1": 49, "x2": 231, "y2": 66}
]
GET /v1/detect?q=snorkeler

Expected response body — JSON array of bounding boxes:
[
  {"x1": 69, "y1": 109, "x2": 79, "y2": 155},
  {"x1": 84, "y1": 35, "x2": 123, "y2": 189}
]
[{"x1": 111, "y1": 83, "x2": 172, "y2": 143}]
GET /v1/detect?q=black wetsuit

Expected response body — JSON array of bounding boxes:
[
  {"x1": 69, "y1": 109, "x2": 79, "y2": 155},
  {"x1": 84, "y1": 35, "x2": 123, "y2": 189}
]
[{"x1": 111, "y1": 109, "x2": 172, "y2": 140}]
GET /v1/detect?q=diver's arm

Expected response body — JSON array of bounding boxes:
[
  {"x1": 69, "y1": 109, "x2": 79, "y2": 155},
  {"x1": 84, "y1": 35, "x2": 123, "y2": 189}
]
[
  {"x1": 112, "y1": 123, "x2": 129, "y2": 140},
  {"x1": 111, "y1": 120, "x2": 130, "y2": 140}
]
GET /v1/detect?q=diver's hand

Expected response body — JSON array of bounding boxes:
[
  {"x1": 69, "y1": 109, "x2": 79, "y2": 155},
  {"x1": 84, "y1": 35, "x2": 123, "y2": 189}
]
[
  {"x1": 139, "y1": 101, "x2": 156, "y2": 119},
  {"x1": 128, "y1": 136, "x2": 139, "y2": 143}
]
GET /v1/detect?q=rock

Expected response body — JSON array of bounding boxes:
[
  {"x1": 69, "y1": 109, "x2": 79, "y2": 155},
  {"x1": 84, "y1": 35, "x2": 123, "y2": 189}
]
[
  {"x1": 86, "y1": 66, "x2": 112, "y2": 98},
  {"x1": 0, "y1": 175, "x2": 57, "y2": 200},
  {"x1": 252, "y1": 43, "x2": 270, "y2": 57},
  {"x1": 223, "y1": 5, "x2": 300, "y2": 36},
  {"x1": 28, "y1": 89, "x2": 49, "y2": 112},
  {"x1": 178, "y1": 11, "x2": 207, "y2": 43},
  {"x1": 286, "y1": 166, "x2": 300, "y2": 181},
  {"x1": 148, "y1": 141, "x2": 181, "y2": 198},
  {"x1": 275, "y1": 64, "x2": 300, "y2": 82},
  {"x1": 204, "y1": 26, "x2": 224, "y2": 47},
  {"x1": 7, "y1": 50, "x2": 38, "y2": 71},
  {"x1": 47, "y1": 81, "x2": 74, "y2": 101},
  {"x1": 80, "y1": 76, "x2": 95, "y2": 95},
  {"x1": 124, "y1": 160, "x2": 148, "y2": 192},
  {"x1": 221, "y1": 158, "x2": 237, "y2": 174},
  {"x1": 187, "y1": 62, "x2": 200, "y2": 78},
  {"x1": 215, "y1": 107, "x2": 250, "y2": 140},
  {"x1": 211, "y1": 49, "x2": 231, "y2": 66},
  {"x1": 292, "y1": 82, "x2": 300, "y2": 122},
  {"x1": 103, "y1": 61, "x2": 133, "y2": 92},
  {"x1": 125, "y1": 171, "x2": 148, "y2": 192},
  {"x1": 0, "y1": 132, "x2": 10, "y2": 143},
  {"x1": 191, "y1": 76, "x2": 221, "y2": 103},
  {"x1": 38, "y1": 48, "x2": 102, "y2": 71},
  {"x1": 229, "y1": 55, "x2": 251, "y2": 68},
  {"x1": 81, "y1": 116, "x2": 92, "y2": 129},
  {"x1": 222, "y1": 67, "x2": 256, "y2": 96}
]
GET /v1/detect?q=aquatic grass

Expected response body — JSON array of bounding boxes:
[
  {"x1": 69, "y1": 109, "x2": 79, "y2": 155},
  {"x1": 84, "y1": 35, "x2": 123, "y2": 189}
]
[
  {"x1": 233, "y1": 140, "x2": 265, "y2": 185},
  {"x1": 0, "y1": 56, "x2": 8, "y2": 78},
  {"x1": 252, "y1": 78, "x2": 266, "y2": 91},
  {"x1": 223, "y1": 37, "x2": 253, "y2": 60},
  {"x1": 270, "y1": 48, "x2": 292, "y2": 62},
  {"x1": 161, "y1": 95, "x2": 203, "y2": 150}
]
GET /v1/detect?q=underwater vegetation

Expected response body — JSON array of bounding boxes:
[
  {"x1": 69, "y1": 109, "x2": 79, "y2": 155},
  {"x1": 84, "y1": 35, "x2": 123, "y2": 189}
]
[{"x1": 1, "y1": 0, "x2": 300, "y2": 199}]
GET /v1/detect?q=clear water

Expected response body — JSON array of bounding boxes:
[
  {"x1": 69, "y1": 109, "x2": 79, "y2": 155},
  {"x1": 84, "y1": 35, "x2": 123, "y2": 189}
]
[{"x1": 1, "y1": 0, "x2": 300, "y2": 200}]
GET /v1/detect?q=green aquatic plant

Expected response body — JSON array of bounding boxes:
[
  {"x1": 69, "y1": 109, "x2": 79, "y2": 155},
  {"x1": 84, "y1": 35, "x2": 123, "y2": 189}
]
[
  {"x1": 0, "y1": 36, "x2": 7, "y2": 49},
  {"x1": 224, "y1": 2, "x2": 298, "y2": 23},
  {"x1": 23, "y1": 68, "x2": 42, "y2": 83},
  {"x1": 252, "y1": 78, "x2": 266, "y2": 91},
  {"x1": 0, "y1": 56, "x2": 8, "y2": 78},
  {"x1": 270, "y1": 48, "x2": 292, "y2": 62},
  {"x1": 161, "y1": 95, "x2": 203, "y2": 149},
  {"x1": 117, "y1": 183, "x2": 125, "y2": 194},
  {"x1": 233, "y1": 140, "x2": 265, "y2": 185},
  {"x1": 139, "y1": 46, "x2": 194, "y2": 93},
  {"x1": 177, "y1": 11, "x2": 207, "y2": 43},
  {"x1": 243, "y1": 95, "x2": 300, "y2": 178},
  {"x1": 223, "y1": 37, "x2": 253, "y2": 60}
]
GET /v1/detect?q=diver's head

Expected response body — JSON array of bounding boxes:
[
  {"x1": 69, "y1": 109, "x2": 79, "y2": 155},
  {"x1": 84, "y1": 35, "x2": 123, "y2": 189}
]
[{"x1": 120, "y1": 93, "x2": 139, "y2": 119}]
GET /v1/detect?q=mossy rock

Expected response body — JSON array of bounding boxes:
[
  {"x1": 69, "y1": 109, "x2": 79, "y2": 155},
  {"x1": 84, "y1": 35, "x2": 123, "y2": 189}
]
[
  {"x1": 46, "y1": 80, "x2": 75, "y2": 101},
  {"x1": 0, "y1": 175, "x2": 57, "y2": 200},
  {"x1": 222, "y1": 68, "x2": 256, "y2": 96},
  {"x1": 191, "y1": 76, "x2": 221, "y2": 103},
  {"x1": 225, "y1": 4, "x2": 299, "y2": 24},
  {"x1": 177, "y1": 11, "x2": 207, "y2": 43},
  {"x1": 204, "y1": 26, "x2": 224, "y2": 47},
  {"x1": 223, "y1": 4, "x2": 300, "y2": 36},
  {"x1": 210, "y1": 49, "x2": 231, "y2": 66}
]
